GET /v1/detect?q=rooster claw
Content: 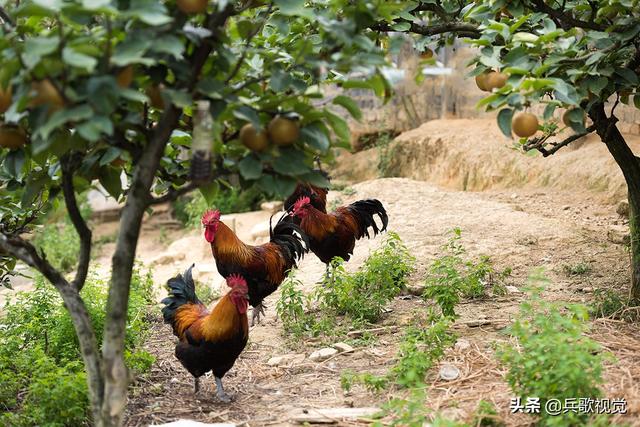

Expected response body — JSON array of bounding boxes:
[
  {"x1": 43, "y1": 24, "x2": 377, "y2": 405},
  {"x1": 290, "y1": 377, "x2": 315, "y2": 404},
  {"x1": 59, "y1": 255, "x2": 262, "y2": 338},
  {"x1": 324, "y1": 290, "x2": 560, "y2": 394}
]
[
  {"x1": 251, "y1": 303, "x2": 267, "y2": 326},
  {"x1": 215, "y1": 377, "x2": 234, "y2": 403}
]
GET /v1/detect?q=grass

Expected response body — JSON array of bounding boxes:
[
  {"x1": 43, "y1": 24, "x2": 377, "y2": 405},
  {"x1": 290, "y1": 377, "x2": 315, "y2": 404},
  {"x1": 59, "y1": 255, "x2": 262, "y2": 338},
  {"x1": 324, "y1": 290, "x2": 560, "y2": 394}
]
[
  {"x1": 0, "y1": 268, "x2": 155, "y2": 426},
  {"x1": 562, "y1": 261, "x2": 592, "y2": 277},
  {"x1": 276, "y1": 231, "x2": 415, "y2": 345},
  {"x1": 423, "y1": 228, "x2": 510, "y2": 317}
]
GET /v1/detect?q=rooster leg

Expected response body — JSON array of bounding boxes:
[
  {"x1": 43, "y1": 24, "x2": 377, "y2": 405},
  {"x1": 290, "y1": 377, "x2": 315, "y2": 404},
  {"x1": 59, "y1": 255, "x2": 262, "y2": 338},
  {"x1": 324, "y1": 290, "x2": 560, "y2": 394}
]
[
  {"x1": 215, "y1": 376, "x2": 233, "y2": 403},
  {"x1": 251, "y1": 303, "x2": 267, "y2": 326},
  {"x1": 194, "y1": 377, "x2": 200, "y2": 394}
]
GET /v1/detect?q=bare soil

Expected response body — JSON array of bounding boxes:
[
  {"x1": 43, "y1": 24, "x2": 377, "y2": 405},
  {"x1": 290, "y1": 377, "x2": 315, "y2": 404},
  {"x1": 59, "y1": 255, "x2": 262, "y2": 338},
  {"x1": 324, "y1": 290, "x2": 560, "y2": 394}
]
[{"x1": 123, "y1": 175, "x2": 640, "y2": 427}]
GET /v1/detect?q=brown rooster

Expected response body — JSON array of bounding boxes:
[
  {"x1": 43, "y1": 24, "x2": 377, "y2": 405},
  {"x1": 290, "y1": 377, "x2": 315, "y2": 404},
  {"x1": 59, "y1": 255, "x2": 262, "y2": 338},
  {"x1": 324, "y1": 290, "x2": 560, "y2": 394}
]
[
  {"x1": 201, "y1": 210, "x2": 308, "y2": 325},
  {"x1": 284, "y1": 182, "x2": 329, "y2": 215},
  {"x1": 162, "y1": 266, "x2": 249, "y2": 402},
  {"x1": 289, "y1": 195, "x2": 388, "y2": 273}
]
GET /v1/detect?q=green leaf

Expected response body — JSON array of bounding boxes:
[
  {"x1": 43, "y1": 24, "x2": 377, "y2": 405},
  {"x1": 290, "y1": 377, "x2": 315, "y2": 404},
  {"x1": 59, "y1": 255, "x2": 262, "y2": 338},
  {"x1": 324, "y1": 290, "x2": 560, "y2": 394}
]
[
  {"x1": 300, "y1": 123, "x2": 330, "y2": 152},
  {"x1": 272, "y1": 149, "x2": 308, "y2": 176},
  {"x1": 237, "y1": 155, "x2": 262, "y2": 180},
  {"x1": 274, "y1": 0, "x2": 312, "y2": 17},
  {"x1": 614, "y1": 69, "x2": 638, "y2": 85},
  {"x1": 324, "y1": 110, "x2": 350, "y2": 145},
  {"x1": 392, "y1": 22, "x2": 411, "y2": 31},
  {"x1": 233, "y1": 106, "x2": 261, "y2": 130},
  {"x1": 332, "y1": 95, "x2": 362, "y2": 121},
  {"x1": 151, "y1": 35, "x2": 184, "y2": 59},
  {"x1": 98, "y1": 167, "x2": 123, "y2": 199},
  {"x1": 163, "y1": 89, "x2": 192, "y2": 108},
  {"x1": 62, "y1": 47, "x2": 98, "y2": 72},
  {"x1": 76, "y1": 116, "x2": 114, "y2": 142},
  {"x1": 497, "y1": 108, "x2": 513, "y2": 138},
  {"x1": 633, "y1": 95, "x2": 640, "y2": 110},
  {"x1": 124, "y1": 0, "x2": 172, "y2": 25},
  {"x1": 22, "y1": 36, "x2": 60, "y2": 68},
  {"x1": 82, "y1": 0, "x2": 112, "y2": 10},
  {"x1": 35, "y1": 105, "x2": 94, "y2": 142},
  {"x1": 99, "y1": 147, "x2": 123, "y2": 166},
  {"x1": 4, "y1": 150, "x2": 25, "y2": 179},
  {"x1": 197, "y1": 78, "x2": 224, "y2": 99},
  {"x1": 112, "y1": 38, "x2": 154, "y2": 66},
  {"x1": 199, "y1": 182, "x2": 220, "y2": 205},
  {"x1": 543, "y1": 103, "x2": 557, "y2": 120}
]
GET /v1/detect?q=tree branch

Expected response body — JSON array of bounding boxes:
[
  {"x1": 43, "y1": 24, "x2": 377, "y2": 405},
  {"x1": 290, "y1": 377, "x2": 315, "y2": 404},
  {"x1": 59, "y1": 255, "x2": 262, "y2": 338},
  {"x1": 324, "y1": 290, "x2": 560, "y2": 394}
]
[
  {"x1": 148, "y1": 182, "x2": 201, "y2": 205},
  {"x1": 370, "y1": 20, "x2": 481, "y2": 39},
  {"x1": 524, "y1": 124, "x2": 596, "y2": 157},
  {"x1": 528, "y1": 0, "x2": 606, "y2": 31},
  {"x1": 61, "y1": 154, "x2": 92, "y2": 291},
  {"x1": 0, "y1": 6, "x2": 14, "y2": 27}
]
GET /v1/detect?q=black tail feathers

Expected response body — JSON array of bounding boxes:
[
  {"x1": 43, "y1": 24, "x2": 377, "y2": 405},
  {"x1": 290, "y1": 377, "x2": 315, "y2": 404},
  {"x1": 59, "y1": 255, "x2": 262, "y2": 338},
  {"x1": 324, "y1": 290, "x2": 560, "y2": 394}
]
[
  {"x1": 270, "y1": 213, "x2": 310, "y2": 267},
  {"x1": 348, "y1": 199, "x2": 389, "y2": 239},
  {"x1": 161, "y1": 264, "x2": 200, "y2": 326}
]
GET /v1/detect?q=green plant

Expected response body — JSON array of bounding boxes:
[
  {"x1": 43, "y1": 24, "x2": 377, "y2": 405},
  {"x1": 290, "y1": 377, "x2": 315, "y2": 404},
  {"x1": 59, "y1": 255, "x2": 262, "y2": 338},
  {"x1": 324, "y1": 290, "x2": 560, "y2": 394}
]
[
  {"x1": 473, "y1": 400, "x2": 504, "y2": 427},
  {"x1": 498, "y1": 272, "x2": 606, "y2": 426},
  {"x1": 0, "y1": 267, "x2": 154, "y2": 424},
  {"x1": 589, "y1": 288, "x2": 639, "y2": 321},
  {"x1": 317, "y1": 231, "x2": 415, "y2": 323},
  {"x1": 328, "y1": 196, "x2": 344, "y2": 212},
  {"x1": 424, "y1": 228, "x2": 510, "y2": 317},
  {"x1": 341, "y1": 186, "x2": 356, "y2": 196},
  {"x1": 563, "y1": 261, "x2": 592, "y2": 277},
  {"x1": 372, "y1": 389, "x2": 431, "y2": 427},
  {"x1": 175, "y1": 186, "x2": 268, "y2": 228},
  {"x1": 276, "y1": 273, "x2": 318, "y2": 339}
]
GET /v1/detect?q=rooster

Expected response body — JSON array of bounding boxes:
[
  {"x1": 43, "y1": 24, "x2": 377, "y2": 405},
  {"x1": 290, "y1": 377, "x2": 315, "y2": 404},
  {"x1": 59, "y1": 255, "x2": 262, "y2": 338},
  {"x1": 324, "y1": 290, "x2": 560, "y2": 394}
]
[
  {"x1": 201, "y1": 210, "x2": 308, "y2": 325},
  {"x1": 289, "y1": 195, "x2": 388, "y2": 273},
  {"x1": 284, "y1": 168, "x2": 331, "y2": 215},
  {"x1": 161, "y1": 266, "x2": 249, "y2": 402}
]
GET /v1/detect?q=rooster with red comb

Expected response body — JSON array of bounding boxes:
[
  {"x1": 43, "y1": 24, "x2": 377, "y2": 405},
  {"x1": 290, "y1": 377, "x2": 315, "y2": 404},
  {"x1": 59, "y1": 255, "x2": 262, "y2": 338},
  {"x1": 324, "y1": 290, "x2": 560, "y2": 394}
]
[{"x1": 201, "y1": 209, "x2": 308, "y2": 325}]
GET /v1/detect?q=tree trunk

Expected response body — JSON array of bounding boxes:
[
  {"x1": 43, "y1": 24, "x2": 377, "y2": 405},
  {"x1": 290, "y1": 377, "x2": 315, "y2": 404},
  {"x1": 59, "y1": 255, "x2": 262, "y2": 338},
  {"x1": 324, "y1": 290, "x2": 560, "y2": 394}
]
[{"x1": 589, "y1": 103, "x2": 640, "y2": 301}]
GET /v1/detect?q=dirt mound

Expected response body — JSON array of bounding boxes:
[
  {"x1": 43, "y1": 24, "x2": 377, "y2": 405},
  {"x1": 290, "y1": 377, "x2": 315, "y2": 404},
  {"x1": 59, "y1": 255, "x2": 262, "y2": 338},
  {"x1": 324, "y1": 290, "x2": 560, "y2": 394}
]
[{"x1": 334, "y1": 118, "x2": 640, "y2": 203}]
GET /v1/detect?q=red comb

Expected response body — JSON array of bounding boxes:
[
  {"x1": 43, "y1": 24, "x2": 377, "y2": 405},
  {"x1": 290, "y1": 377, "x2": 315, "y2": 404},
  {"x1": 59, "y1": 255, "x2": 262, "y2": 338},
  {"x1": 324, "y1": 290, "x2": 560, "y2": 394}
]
[
  {"x1": 226, "y1": 274, "x2": 247, "y2": 288},
  {"x1": 293, "y1": 196, "x2": 311, "y2": 212},
  {"x1": 201, "y1": 209, "x2": 221, "y2": 225}
]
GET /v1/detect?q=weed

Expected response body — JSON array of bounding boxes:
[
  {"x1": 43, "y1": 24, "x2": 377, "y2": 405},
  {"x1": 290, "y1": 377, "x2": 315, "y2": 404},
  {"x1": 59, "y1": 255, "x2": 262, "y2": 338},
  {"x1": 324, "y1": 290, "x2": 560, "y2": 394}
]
[
  {"x1": 562, "y1": 261, "x2": 592, "y2": 277},
  {"x1": 498, "y1": 272, "x2": 606, "y2": 426},
  {"x1": 275, "y1": 273, "x2": 317, "y2": 338},
  {"x1": 372, "y1": 389, "x2": 431, "y2": 427},
  {"x1": 473, "y1": 400, "x2": 504, "y2": 426},
  {"x1": 32, "y1": 221, "x2": 80, "y2": 273},
  {"x1": 328, "y1": 196, "x2": 343, "y2": 212},
  {"x1": 589, "y1": 288, "x2": 639, "y2": 321},
  {"x1": 423, "y1": 228, "x2": 510, "y2": 317},
  {"x1": 0, "y1": 267, "x2": 155, "y2": 425},
  {"x1": 341, "y1": 187, "x2": 356, "y2": 196}
]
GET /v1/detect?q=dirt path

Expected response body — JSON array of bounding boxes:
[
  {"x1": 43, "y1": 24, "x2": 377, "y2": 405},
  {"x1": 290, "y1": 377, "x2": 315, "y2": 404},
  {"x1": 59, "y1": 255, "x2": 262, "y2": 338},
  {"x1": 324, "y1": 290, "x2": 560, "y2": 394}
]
[{"x1": 125, "y1": 177, "x2": 640, "y2": 427}]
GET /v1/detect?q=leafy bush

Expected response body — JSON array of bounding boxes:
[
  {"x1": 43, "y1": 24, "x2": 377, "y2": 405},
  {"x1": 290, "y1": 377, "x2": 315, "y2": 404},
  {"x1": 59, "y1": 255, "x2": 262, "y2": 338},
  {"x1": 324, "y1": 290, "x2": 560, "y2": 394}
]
[
  {"x1": 277, "y1": 232, "x2": 415, "y2": 343},
  {"x1": 423, "y1": 228, "x2": 510, "y2": 317},
  {"x1": 317, "y1": 231, "x2": 415, "y2": 323},
  {"x1": 31, "y1": 220, "x2": 81, "y2": 273},
  {"x1": 174, "y1": 186, "x2": 268, "y2": 228},
  {"x1": 0, "y1": 268, "x2": 155, "y2": 425},
  {"x1": 498, "y1": 272, "x2": 606, "y2": 426}
]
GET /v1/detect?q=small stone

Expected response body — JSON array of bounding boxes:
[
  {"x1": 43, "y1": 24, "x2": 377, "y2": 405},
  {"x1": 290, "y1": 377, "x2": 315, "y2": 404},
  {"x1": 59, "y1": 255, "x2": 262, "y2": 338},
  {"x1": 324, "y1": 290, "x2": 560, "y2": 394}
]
[
  {"x1": 616, "y1": 200, "x2": 630, "y2": 218},
  {"x1": 562, "y1": 205, "x2": 571, "y2": 211},
  {"x1": 151, "y1": 252, "x2": 185, "y2": 265},
  {"x1": 333, "y1": 342, "x2": 355, "y2": 353},
  {"x1": 454, "y1": 339, "x2": 471, "y2": 352},
  {"x1": 506, "y1": 285, "x2": 521, "y2": 294},
  {"x1": 607, "y1": 227, "x2": 630, "y2": 245},
  {"x1": 579, "y1": 286, "x2": 594, "y2": 293},
  {"x1": 267, "y1": 353, "x2": 305, "y2": 367},
  {"x1": 261, "y1": 201, "x2": 284, "y2": 214},
  {"x1": 406, "y1": 285, "x2": 425, "y2": 296},
  {"x1": 513, "y1": 205, "x2": 524, "y2": 212},
  {"x1": 309, "y1": 347, "x2": 339, "y2": 362},
  {"x1": 439, "y1": 364, "x2": 460, "y2": 381}
]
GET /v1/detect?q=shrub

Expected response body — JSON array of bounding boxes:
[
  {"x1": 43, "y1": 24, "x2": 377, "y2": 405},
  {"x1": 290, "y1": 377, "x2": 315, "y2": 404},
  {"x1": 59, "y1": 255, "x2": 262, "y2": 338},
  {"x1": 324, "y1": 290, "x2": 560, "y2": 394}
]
[
  {"x1": 423, "y1": 228, "x2": 510, "y2": 317},
  {"x1": 32, "y1": 220, "x2": 80, "y2": 273},
  {"x1": 0, "y1": 267, "x2": 155, "y2": 425},
  {"x1": 174, "y1": 186, "x2": 267, "y2": 228},
  {"x1": 498, "y1": 272, "x2": 606, "y2": 426}
]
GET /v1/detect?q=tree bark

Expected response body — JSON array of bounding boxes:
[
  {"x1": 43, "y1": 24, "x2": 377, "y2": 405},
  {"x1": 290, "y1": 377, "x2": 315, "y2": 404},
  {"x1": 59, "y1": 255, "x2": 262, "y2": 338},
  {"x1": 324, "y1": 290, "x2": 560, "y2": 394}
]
[{"x1": 589, "y1": 103, "x2": 640, "y2": 301}]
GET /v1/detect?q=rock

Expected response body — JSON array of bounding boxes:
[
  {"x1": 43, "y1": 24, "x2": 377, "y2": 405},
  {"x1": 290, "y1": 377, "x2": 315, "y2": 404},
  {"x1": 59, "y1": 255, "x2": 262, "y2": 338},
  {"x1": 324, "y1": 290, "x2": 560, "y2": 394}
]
[
  {"x1": 506, "y1": 285, "x2": 521, "y2": 294},
  {"x1": 513, "y1": 205, "x2": 524, "y2": 212},
  {"x1": 250, "y1": 221, "x2": 271, "y2": 241},
  {"x1": 333, "y1": 342, "x2": 354, "y2": 353},
  {"x1": 309, "y1": 347, "x2": 338, "y2": 362},
  {"x1": 454, "y1": 338, "x2": 471, "y2": 352},
  {"x1": 607, "y1": 227, "x2": 630, "y2": 245},
  {"x1": 261, "y1": 201, "x2": 284, "y2": 214},
  {"x1": 616, "y1": 200, "x2": 630, "y2": 218},
  {"x1": 267, "y1": 354, "x2": 305, "y2": 367},
  {"x1": 406, "y1": 284, "x2": 425, "y2": 296},
  {"x1": 439, "y1": 364, "x2": 460, "y2": 381},
  {"x1": 151, "y1": 252, "x2": 185, "y2": 265}
]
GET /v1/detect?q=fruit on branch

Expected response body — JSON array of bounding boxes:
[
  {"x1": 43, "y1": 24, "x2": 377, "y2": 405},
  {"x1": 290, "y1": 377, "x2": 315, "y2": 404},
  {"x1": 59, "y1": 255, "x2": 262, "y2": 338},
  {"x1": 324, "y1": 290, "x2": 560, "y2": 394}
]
[
  {"x1": 116, "y1": 66, "x2": 134, "y2": 88},
  {"x1": 0, "y1": 125, "x2": 27, "y2": 149},
  {"x1": 421, "y1": 48, "x2": 434, "y2": 60},
  {"x1": 512, "y1": 113, "x2": 539, "y2": 138},
  {"x1": 240, "y1": 123, "x2": 269, "y2": 152},
  {"x1": 177, "y1": 0, "x2": 208, "y2": 14},
  {"x1": 562, "y1": 109, "x2": 586, "y2": 127},
  {"x1": 267, "y1": 116, "x2": 300, "y2": 146},
  {"x1": 475, "y1": 73, "x2": 490, "y2": 92},
  {"x1": 0, "y1": 85, "x2": 12, "y2": 114},
  {"x1": 485, "y1": 71, "x2": 507, "y2": 90},
  {"x1": 29, "y1": 79, "x2": 64, "y2": 111}
]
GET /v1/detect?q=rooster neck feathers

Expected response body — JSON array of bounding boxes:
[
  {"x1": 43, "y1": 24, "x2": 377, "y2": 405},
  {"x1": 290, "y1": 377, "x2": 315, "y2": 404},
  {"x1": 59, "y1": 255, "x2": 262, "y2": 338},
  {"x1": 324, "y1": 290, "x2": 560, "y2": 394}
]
[
  {"x1": 211, "y1": 221, "x2": 254, "y2": 262},
  {"x1": 300, "y1": 207, "x2": 337, "y2": 239}
]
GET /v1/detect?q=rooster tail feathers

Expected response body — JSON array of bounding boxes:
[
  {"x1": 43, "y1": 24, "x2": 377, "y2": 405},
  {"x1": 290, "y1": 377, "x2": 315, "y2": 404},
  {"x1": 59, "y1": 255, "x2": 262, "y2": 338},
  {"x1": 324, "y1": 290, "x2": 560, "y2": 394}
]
[
  {"x1": 270, "y1": 213, "x2": 309, "y2": 266},
  {"x1": 161, "y1": 264, "x2": 201, "y2": 327},
  {"x1": 348, "y1": 199, "x2": 389, "y2": 239}
]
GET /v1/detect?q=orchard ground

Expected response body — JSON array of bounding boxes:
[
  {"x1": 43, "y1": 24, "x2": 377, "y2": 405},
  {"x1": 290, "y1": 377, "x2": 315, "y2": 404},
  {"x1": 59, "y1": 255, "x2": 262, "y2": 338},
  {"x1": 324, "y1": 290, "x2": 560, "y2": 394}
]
[{"x1": 5, "y1": 118, "x2": 640, "y2": 426}]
